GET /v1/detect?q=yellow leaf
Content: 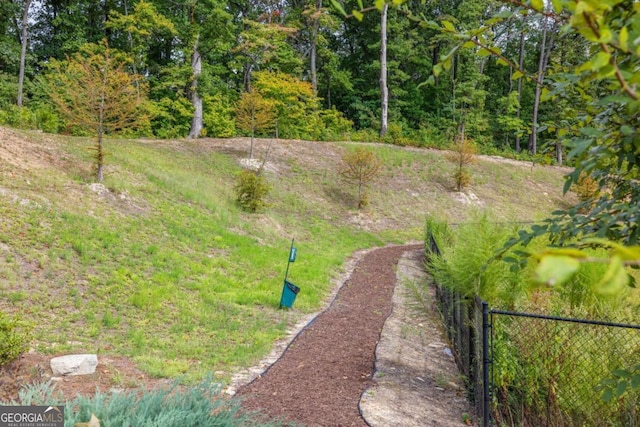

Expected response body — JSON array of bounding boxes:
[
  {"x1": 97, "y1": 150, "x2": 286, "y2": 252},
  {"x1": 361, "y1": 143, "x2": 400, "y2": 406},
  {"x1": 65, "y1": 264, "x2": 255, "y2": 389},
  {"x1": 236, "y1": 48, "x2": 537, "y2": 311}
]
[
  {"x1": 352, "y1": 9, "x2": 363, "y2": 21},
  {"x1": 511, "y1": 70, "x2": 524, "y2": 80}
]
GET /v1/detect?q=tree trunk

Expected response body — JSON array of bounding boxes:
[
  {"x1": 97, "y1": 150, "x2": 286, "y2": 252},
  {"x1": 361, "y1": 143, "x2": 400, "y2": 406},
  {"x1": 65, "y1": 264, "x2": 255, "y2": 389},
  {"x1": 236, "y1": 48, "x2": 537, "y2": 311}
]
[
  {"x1": 379, "y1": 3, "x2": 388, "y2": 138},
  {"x1": 17, "y1": 0, "x2": 32, "y2": 107},
  {"x1": 556, "y1": 142, "x2": 563, "y2": 165},
  {"x1": 188, "y1": 35, "x2": 203, "y2": 139},
  {"x1": 515, "y1": 30, "x2": 525, "y2": 152},
  {"x1": 310, "y1": 0, "x2": 321, "y2": 95},
  {"x1": 530, "y1": 18, "x2": 556, "y2": 155}
]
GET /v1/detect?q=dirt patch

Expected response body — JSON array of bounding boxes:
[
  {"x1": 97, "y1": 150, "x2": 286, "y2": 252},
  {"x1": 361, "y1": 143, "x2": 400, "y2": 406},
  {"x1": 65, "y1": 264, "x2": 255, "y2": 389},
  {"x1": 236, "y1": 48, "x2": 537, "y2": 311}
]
[
  {"x1": 0, "y1": 352, "x2": 169, "y2": 403},
  {"x1": 360, "y1": 249, "x2": 474, "y2": 426}
]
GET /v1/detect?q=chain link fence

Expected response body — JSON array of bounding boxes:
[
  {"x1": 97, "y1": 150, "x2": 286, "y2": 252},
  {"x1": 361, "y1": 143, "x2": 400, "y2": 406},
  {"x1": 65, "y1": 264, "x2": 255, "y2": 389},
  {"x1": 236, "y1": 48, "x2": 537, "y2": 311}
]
[
  {"x1": 427, "y1": 232, "x2": 640, "y2": 427},
  {"x1": 491, "y1": 310, "x2": 640, "y2": 427}
]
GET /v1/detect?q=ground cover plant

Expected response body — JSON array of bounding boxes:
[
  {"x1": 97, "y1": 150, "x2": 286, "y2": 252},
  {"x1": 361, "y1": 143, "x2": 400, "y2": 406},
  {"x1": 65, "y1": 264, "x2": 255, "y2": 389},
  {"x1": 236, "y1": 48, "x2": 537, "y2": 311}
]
[
  {"x1": 427, "y1": 215, "x2": 640, "y2": 425},
  {"x1": 2, "y1": 379, "x2": 282, "y2": 427},
  {"x1": 0, "y1": 127, "x2": 572, "y2": 394}
]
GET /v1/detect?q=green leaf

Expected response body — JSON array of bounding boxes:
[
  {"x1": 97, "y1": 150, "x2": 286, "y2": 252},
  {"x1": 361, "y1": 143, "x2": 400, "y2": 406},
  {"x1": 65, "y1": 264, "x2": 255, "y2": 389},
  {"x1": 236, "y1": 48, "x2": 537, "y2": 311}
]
[
  {"x1": 374, "y1": 0, "x2": 385, "y2": 10},
  {"x1": 601, "y1": 388, "x2": 613, "y2": 403},
  {"x1": 534, "y1": 255, "x2": 580, "y2": 287},
  {"x1": 595, "y1": 255, "x2": 629, "y2": 295},
  {"x1": 511, "y1": 70, "x2": 524, "y2": 80},
  {"x1": 616, "y1": 381, "x2": 628, "y2": 397},
  {"x1": 598, "y1": 28, "x2": 613, "y2": 44},
  {"x1": 442, "y1": 20, "x2": 455, "y2": 32},
  {"x1": 551, "y1": 0, "x2": 563, "y2": 13},
  {"x1": 531, "y1": 0, "x2": 544, "y2": 11},
  {"x1": 462, "y1": 41, "x2": 475, "y2": 49},
  {"x1": 619, "y1": 26, "x2": 629, "y2": 52},
  {"x1": 329, "y1": 0, "x2": 347, "y2": 16},
  {"x1": 591, "y1": 52, "x2": 612, "y2": 70},
  {"x1": 352, "y1": 9, "x2": 363, "y2": 21},
  {"x1": 631, "y1": 374, "x2": 640, "y2": 389},
  {"x1": 477, "y1": 48, "x2": 492, "y2": 56},
  {"x1": 357, "y1": 0, "x2": 363, "y2": 11}
]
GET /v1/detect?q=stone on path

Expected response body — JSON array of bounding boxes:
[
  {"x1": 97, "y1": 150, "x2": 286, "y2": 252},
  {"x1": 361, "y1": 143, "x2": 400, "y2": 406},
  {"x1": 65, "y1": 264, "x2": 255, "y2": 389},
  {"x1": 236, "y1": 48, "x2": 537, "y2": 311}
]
[{"x1": 50, "y1": 354, "x2": 98, "y2": 376}]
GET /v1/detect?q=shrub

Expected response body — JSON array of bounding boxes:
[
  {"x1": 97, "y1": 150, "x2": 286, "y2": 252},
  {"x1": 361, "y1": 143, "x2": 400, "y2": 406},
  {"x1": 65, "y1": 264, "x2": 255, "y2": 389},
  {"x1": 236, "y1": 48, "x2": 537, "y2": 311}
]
[
  {"x1": 0, "y1": 312, "x2": 32, "y2": 367},
  {"x1": 317, "y1": 108, "x2": 353, "y2": 141},
  {"x1": 572, "y1": 172, "x2": 599, "y2": 202},
  {"x1": 3, "y1": 377, "x2": 278, "y2": 426},
  {"x1": 204, "y1": 94, "x2": 236, "y2": 138},
  {"x1": 445, "y1": 137, "x2": 477, "y2": 191},
  {"x1": 34, "y1": 104, "x2": 62, "y2": 133},
  {"x1": 235, "y1": 169, "x2": 270, "y2": 212},
  {"x1": 149, "y1": 97, "x2": 192, "y2": 138},
  {"x1": 0, "y1": 105, "x2": 37, "y2": 129},
  {"x1": 382, "y1": 122, "x2": 413, "y2": 146}
]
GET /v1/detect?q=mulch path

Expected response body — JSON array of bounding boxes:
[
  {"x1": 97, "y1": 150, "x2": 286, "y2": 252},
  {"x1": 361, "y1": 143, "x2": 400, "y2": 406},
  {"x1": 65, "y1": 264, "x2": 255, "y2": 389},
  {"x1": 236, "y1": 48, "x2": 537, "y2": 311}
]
[{"x1": 237, "y1": 244, "x2": 423, "y2": 427}]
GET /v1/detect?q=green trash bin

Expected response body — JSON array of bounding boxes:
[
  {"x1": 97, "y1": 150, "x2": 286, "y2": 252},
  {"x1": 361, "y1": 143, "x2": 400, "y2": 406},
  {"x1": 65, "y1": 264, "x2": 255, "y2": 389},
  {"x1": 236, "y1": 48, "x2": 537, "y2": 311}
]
[{"x1": 280, "y1": 280, "x2": 300, "y2": 308}]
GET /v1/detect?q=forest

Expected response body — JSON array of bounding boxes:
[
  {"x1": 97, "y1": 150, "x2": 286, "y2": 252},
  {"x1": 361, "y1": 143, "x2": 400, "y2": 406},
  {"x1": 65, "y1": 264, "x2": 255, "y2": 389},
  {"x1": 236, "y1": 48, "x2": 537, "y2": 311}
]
[{"x1": 0, "y1": 0, "x2": 586, "y2": 161}]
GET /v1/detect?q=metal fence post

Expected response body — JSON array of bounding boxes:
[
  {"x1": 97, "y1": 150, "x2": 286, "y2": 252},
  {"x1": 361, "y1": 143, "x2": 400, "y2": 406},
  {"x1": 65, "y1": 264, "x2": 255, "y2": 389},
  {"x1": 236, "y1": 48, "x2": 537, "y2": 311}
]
[{"x1": 482, "y1": 300, "x2": 490, "y2": 427}]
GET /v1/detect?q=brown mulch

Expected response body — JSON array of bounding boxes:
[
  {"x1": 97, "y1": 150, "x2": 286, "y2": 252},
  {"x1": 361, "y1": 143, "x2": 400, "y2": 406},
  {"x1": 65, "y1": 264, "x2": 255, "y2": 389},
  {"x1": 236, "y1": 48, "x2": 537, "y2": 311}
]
[{"x1": 237, "y1": 244, "x2": 422, "y2": 427}]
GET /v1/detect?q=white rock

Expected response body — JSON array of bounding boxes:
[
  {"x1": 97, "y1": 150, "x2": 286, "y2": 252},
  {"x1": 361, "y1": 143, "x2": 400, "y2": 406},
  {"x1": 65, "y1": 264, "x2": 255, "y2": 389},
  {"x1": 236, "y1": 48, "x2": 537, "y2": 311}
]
[{"x1": 50, "y1": 354, "x2": 98, "y2": 376}]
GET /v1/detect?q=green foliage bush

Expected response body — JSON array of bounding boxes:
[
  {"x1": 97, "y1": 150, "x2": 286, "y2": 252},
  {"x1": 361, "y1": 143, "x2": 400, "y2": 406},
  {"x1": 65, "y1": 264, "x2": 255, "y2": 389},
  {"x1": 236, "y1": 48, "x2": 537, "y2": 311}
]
[
  {"x1": 204, "y1": 94, "x2": 236, "y2": 138},
  {"x1": 149, "y1": 97, "x2": 192, "y2": 138},
  {"x1": 0, "y1": 105, "x2": 37, "y2": 129},
  {"x1": 34, "y1": 104, "x2": 62, "y2": 133},
  {"x1": 0, "y1": 312, "x2": 32, "y2": 366},
  {"x1": 382, "y1": 122, "x2": 413, "y2": 146},
  {"x1": 347, "y1": 128, "x2": 380, "y2": 143},
  {"x1": 316, "y1": 108, "x2": 353, "y2": 141},
  {"x1": 235, "y1": 169, "x2": 270, "y2": 212}
]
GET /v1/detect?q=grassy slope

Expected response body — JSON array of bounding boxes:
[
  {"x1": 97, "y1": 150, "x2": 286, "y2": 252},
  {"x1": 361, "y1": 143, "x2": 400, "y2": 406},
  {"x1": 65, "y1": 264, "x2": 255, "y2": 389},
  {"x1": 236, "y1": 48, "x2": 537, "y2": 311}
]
[{"x1": 0, "y1": 127, "x2": 575, "y2": 381}]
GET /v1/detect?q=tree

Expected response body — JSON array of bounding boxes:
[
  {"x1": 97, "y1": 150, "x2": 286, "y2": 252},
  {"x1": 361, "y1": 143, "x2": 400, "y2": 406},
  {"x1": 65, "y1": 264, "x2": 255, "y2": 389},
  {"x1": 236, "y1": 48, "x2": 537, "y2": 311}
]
[
  {"x1": 43, "y1": 40, "x2": 148, "y2": 182},
  {"x1": 235, "y1": 88, "x2": 276, "y2": 159},
  {"x1": 17, "y1": 0, "x2": 31, "y2": 107},
  {"x1": 529, "y1": 15, "x2": 557, "y2": 155},
  {"x1": 379, "y1": 3, "x2": 388, "y2": 137},
  {"x1": 445, "y1": 136, "x2": 476, "y2": 191},
  {"x1": 339, "y1": 146, "x2": 382, "y2": 209}
]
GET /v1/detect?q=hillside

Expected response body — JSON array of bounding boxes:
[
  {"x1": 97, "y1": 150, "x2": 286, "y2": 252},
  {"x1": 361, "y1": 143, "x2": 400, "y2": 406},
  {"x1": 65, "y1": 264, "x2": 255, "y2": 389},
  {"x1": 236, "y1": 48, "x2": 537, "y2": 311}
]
[{"x1": 0, "y1": 126, "x2": 575, "y2": 386}]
